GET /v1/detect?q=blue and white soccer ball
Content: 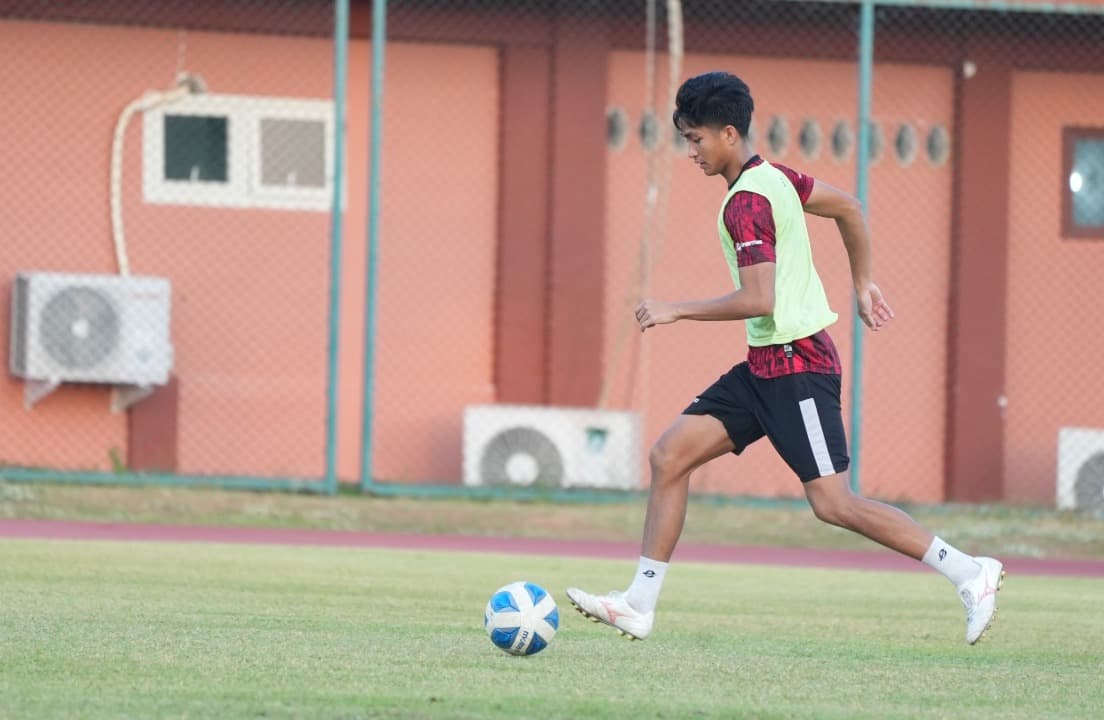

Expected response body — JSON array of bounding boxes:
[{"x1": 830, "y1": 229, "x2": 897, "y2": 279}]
[{"x1": 483, "y1": 581, "x2": 559, "y2": 656}]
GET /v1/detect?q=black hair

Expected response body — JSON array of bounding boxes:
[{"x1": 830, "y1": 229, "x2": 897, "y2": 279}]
[{"x1": 672, "y1": 71, "x2": 754, "y2": 138}]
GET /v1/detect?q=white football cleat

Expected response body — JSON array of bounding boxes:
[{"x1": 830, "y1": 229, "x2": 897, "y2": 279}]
[
  {"x1": 565, "y1": 588, "x2": 654, "y2": 640},
  {"x1": 958, "y1": 557, "x2": 1005, "y2": 645}
]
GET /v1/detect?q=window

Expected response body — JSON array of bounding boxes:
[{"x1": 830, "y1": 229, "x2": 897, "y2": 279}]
[
  {"x1": 606, "y1": 106, "x2": 628, "y2": 151},
  {"x1": 894, "y1": 123, "x2": 917, "y2": 166},
  {"x1": 926, "y1": 125, "x2": 950, "y2": 166},
  {"x1": 831, "y1": 120, "x2": 852, "y2": 162},
  {"x1": 767, "y1": 115, "x2": 788, "y2": 157},
  {"x1": 143, "y1": 94, "x2": 334, "y2": 211},
  {"x1": 1063, "y1": 127, "x2": 1104, "y2": 239},
  {"x1": 856, "y1": 120, "x2": 883, "y2": 164},
  {"x1": 638, "y1": 110, "x2": 658, "y2": 151},
  {"x1": 259, "y1": 118, "x2": 326, "y2": 189},
  {"x1": 164, "y1": 115, "x2": 227, "y2": 182},
  {"x1": 798, "y1": 119, "x2": 821, "y2": 161}
]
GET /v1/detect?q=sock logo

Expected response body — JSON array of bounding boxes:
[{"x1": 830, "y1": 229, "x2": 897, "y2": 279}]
[
  {"x1": 938, "y1": 548, "x2": 947, "y2": 561},
  {"x1": 642, "y1": 570, "x2": 656, "y2": 578}
]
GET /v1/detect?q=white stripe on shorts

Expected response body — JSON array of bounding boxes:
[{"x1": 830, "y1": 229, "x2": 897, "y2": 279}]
[{"x1": 798, "y1": 397, "x2": 836, "y2": 477}]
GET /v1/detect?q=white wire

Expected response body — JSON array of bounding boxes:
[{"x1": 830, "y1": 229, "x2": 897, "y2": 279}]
[
  {"x1": 109, "y1": 81, "x2": 196, "y2": 277},
  {"x1": 634, "y1": 0, "x2": 684, "y2": 415},
  {"x1": 596, "y1": 0, "x2": 685, "y2": 412}
]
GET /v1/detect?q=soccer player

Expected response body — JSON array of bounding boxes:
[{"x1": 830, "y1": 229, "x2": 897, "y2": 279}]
[{"x1": 566, "y1": 71, "x2": 1004, "y2": 645}]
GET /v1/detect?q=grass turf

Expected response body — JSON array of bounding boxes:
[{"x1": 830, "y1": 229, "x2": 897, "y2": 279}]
[{"x1": 1, "y1": 539, "x2": 1101, "y2": 719}]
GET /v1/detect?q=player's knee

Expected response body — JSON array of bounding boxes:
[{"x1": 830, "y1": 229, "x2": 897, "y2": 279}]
[
  {"x1": 809, "y1": 494, "x2": 857, "y2": 528},
  {"x1": 648, "y1": 441, "x2": 672, "y2": 475},
  {"x1": 648, "y1": 438, "x2": 687, "y2": 480}
]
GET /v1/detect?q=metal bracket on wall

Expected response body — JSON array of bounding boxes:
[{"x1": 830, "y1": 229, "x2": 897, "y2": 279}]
[
  {"x1": 23, "y1": 378, "x2": 61, "y2": 409},
  {"x1": 110, "y1": 384, "x2": 154, "y2": 413}
]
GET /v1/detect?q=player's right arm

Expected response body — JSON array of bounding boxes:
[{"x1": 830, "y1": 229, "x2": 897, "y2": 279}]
[{"x1": 635, "y1": 262, "x2": 775, "y2": 331}]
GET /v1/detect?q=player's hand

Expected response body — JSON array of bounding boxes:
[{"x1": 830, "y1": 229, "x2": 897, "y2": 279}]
[
  {"x1": 635, "y1": 298, "x2": 680, "y2": 331},
  {"x1": 856, "y1": 282, "x2": 894, "y2": 331}
]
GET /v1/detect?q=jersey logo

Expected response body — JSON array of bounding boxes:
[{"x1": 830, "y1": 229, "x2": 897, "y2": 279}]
[{"x1": 735, "y1": 239, "x2": 763, "y2": 252}]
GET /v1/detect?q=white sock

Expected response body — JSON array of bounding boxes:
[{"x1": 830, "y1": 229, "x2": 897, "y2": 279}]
[
  {"x1": 922, "y1": 536, "x2": 981, "y2": 587},
  {"x1": 623, "y1": 556, "x2": 668, "y2": 613}
]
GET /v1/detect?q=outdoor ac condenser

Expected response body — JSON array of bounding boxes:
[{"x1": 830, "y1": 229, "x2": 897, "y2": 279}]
[
  {"x1": 10, "y1": 271, "x2": 173, "y2": 388},
  {"x1": 1056, "y1": 427, "x2": 1104, "y2": 511},
  {"x1": 463, "y1": 404, "x2": 642, "y2": 490}
]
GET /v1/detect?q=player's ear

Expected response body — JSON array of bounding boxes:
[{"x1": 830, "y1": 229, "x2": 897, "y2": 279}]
[{"x1": 724, "y1": 125, "x2": 740, "y2": 145}]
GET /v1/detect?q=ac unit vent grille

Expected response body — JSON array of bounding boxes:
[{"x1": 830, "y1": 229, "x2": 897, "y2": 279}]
[
  {"x1": 1075, "y1": 451, "x2": 1104, "y2": 509},
  {"x1": 479, "y1": 426, "x2": 565, "y2": 488},
  {"x1": 1057, "y1": 427, "x2": 1104, "y2": 510},
  {"x1": 41, "y1": 286, "x2": 121, "y2": 370}
]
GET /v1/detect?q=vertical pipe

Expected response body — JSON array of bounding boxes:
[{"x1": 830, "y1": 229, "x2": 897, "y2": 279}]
[
  {"x1": 323, "y1": 0, "x2": 349, "y2": 496},
  {"x1": 851, "y1": 0, "x2": 875, "y2": 494},
  {"x1": 360, "y1": 0, "x2": 387, "y2": 492}
]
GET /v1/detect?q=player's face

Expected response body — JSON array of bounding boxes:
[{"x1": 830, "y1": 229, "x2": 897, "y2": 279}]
[{"x1": 679, "y1": 123, "x2": 735, "y2": 177}]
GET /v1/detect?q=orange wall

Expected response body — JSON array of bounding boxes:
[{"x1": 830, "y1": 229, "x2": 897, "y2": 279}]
[
  {"x1": 1005, "y1": 70, "x2": 1104, "y2": 504},
  {"x1": 0, "y1": 20, "x2": 500, "y2": 483},
  {"x1": 337, "y1": 40, "x2": 500, "y2": 483},
  {"x1": 604, "y1": 53, "x2": 953, "y2": 501},
  {"x1": 0, "y1": 20, "x2": 334, "y2": 477},
  {"x1": 7, "y1": 16, "x2": 1101, "y2": 504}
]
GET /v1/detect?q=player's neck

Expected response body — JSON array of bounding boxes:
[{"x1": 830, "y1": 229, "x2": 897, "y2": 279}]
[{"x1": 722, "y1": 144, "x2": 754, "y2": 186}]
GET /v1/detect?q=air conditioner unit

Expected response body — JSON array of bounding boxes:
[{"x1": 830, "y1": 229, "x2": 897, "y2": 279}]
[
  {"x1": 1056, "y1": 427, "x2": 1104, "y2": 510},
  {"x1": 463, "y1": 405, "x2": 642, "y2": 490},
  {"x1": 10, "y1": 272, "x2": 173, "y2": 389}
]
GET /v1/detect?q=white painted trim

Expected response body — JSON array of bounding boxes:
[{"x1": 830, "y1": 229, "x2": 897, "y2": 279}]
[{"x1": 142, "y1": 94, "x2": 334, "y2": 212}]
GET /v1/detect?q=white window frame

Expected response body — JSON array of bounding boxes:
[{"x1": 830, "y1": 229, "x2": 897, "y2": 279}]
[{"x1": 143, "y1": 94, "x2": 334, "y2": 212}]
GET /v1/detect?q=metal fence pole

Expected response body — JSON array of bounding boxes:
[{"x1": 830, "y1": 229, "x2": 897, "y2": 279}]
[
  {"x1": 323, "y1": 0, "x2": 350, "y2": 496},
  {"x1": 851, "y1": 0, "x2": 875, "y2": 494},
  {"x1": 360, "y1": 0, "x2": 387, "y2": 492}
]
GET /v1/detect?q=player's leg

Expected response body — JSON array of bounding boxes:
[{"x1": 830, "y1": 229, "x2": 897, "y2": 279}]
[
  {"x1": 803, "y1": 474, "x2": 1004, "y2": 644},
  {"x1": 761, "y1": 371, "x2": 1005, "y2": 644},
  {"x1": 639, "y1": 413, "x2": 736, "y2": 562},
  {"x1": 567, "y1": 364, "x2": 758, "y2": 640},
  {"x1": 803, "y1": 473, "x2": 932, "y2": 559},
  {"x1": 565, "y1": 414, "x2": 734, "y2": 640}
]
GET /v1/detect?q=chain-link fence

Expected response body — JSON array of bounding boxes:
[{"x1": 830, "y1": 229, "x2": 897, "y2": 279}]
[
  {"x1": 4, "y1": 1, "x2": 1103, "y2": 511},
  {"x1": 366, "y1": 0, "x2": 1104, "y2": 510},
  {"x1": 0, "y1": 0, "x2": 341, "y2": 490}
]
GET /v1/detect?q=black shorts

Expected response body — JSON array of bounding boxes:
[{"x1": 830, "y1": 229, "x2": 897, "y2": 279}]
[{"x1": 683, "y1": 362, "x2": 849, "y2": 482}]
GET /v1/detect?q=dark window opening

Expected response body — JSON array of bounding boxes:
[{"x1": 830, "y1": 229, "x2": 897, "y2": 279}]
[{"x1": 164, "y1": 115, "x2": 228, "y2": 182}]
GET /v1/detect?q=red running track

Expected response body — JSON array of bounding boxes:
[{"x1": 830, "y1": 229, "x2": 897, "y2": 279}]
[{"x1": 1, "y1": 518, "x2": 1102, "y2": 578}]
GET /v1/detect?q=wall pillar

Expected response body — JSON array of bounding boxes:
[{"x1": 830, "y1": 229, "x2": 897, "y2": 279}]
[
  {"x1": 494, "y1": 46, "x2": 552, "y2": 404},
  {"x1": 545, "y1": 22, "x2": 609, "y2": 407},
  {"x1": 946, "y1": 49, "x2": 1012, "y2": 501}
]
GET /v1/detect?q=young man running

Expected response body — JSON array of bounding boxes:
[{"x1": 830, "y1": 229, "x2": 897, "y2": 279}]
[{"x1": 566, "y1": 71, "x2": 1004, "y2": 645}]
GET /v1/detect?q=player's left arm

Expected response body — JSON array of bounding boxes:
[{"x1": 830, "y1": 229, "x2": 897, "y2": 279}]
[{"x1": 802, "y1": 178, "x2": 894, "y2": 331}]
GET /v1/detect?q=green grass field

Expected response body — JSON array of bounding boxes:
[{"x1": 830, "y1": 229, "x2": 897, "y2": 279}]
[{"x1": 1, "y1": 539, "x2": 1101, "y2": 719}]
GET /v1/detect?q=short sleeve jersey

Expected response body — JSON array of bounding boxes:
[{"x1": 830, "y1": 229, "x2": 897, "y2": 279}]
[{"x1": 722, "y1": 156, "x2": 842, "y2": 378}]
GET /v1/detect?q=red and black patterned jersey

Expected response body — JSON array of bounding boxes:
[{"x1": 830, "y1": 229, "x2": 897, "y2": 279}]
[
  {"x1": 746, "y1": 329, "x2": 842, "y2": 378},
  {"x1": 723, "y1": 157, "x2": 841, "y2": 379}
]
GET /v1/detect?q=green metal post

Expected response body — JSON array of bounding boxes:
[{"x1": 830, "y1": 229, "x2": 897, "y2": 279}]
[
  {"x1": 360, "y1": 0, "x2": 386, "y2": 492},
  {"x1": 851, "y1": 0, "x2": 875, "y2": 494},
  {"x1": 323, "y1": 0, "x2": 350, "y2": 496}
]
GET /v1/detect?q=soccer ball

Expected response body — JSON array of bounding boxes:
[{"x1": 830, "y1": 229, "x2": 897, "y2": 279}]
[{"x1": 483, "y1": 581, "x2": 559, "y2": 656}]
